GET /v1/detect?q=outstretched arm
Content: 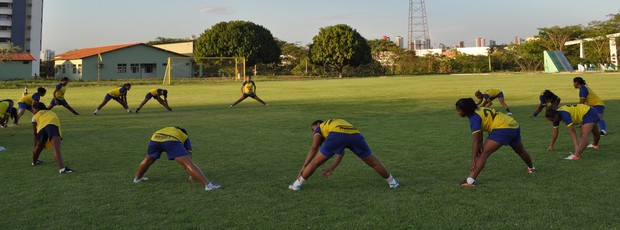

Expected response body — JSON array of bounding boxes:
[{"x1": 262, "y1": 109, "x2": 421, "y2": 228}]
[
  {"x1": 547, "y1": 127, "x2": 559, "y2": 151},
  {"x1": 532, "y1": 104, "x2": 545, "y2": 117},
  {"x1": 298, "y1": 134, "x2": 323, "y2": 176},
  {"x1": 321, "y1": 152, "x2": 345, "y2": 177}
]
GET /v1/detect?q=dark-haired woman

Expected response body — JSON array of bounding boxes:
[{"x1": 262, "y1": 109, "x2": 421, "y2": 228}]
[
  {"x1": 545, "y1": 104, "x2": 600, "y2": 160},
  {"x1": 135, "y1": 88, "x2": 172, "y2": 113},
  {"x1": 455, "y1": 98, "x2": 536, "y2": 186},
  {"x1": 31, "y1": 102, "x2": 73, "y2": 174},
  {"x1": 573, "y1": 77, "x2": 607, "y2": 135},
  {"x1": 474, "y1": 89, "x2": 512, "y2": 115},
  {"x1": 532, "y1": 90, "x2": 561, "y2": 117},
  {"x1": 17, "y1": 87, "x2": 46, "y2": 123},
  {"x1": 288, "y1": 119, "x2": 399, "y2": 191},
  {"x1": 0, "y1": 99, "x2": 17, "y2": 127},
  {"x1": 94, "y1": 83, "x2": 132, "y2": 115}
]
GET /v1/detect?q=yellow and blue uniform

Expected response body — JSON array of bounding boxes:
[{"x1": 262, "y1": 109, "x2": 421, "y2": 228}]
[
  {"x1": 148, "y1": 127, "x2": 192, "y2": 160},
  {"x1": 314, "y1": 119, "x2": 371, "y2": 158},
  {"x1": 469, "y1": 107, "x2": 521, "y2": 145},
  {"x1": 32, "y1": 110, "x2": 62, "y2": 146},
  {"x1": 104, "y1": 87, "x2": 128, "y2": 100},
  {"x1": 145, "y1": 88, "x2": 164, "y2": 99},
  {"x1": 552, "y1": 104, "x2": 599, "y2": 127},
  {"x1": 50, "y1": 83, "x2": 70, "y2": 106},
  {"x1": 242, "y1": 81, "x2": 257, "y2": 97},
  {"x1": 482, "y1": 89, "x2": 504, "y2": 100},
  {"x1": 1, "y1": 100, "x2": 14, "y2": 116},
  {"x1": 578, "y1": 85, "x2": 606, "y2": 131},
  {"x1": 18, "y1": 93, "x2": 43, "y2": 110}
]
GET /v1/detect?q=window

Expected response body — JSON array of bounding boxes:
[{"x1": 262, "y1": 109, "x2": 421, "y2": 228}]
[
  {"x1": 62, "y1": 65, "x2": 66, "y2": 74},
  {"x1": 145, "y1": 65, "x2": 154, "y2": 73},
  {"x1": 55, "y1": 65, "x2": 61, "y2": 74},
  {"x1": 72, "y1": 64, "x2": 76, "y2": 74},
  {"x1": 0, "y1": 26, "x2": 10, "y2": 31},
  {"x1": 77, "y1": 64, "x2": 82, "y2": 74},
  {"x1": 0, "y1": 3, "x2": 12, "y2": 8},
  {"x1": 0, "y1": 14, "x2": 12, "y2": 20},
  {"x1": 162, "y1": 63, "x2": 167, "y2": 66},
  {"x1": 117, "y1": 64, "x2": 127, "y2": 73},
  {"x1": 130, "y1": 64, "x2": 139, "y2": 73},
  {"x1": 23, "y1": 61, "x2": 29, "y2": 64}
]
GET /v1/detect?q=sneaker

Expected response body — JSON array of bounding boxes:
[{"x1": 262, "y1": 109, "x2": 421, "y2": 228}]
[
  {"x1": 135, "y1": 109, "x2": 140, "y2": 113},
  {"x1": 167, "y1": 108, "x2": 172, "y2": 111},
  {"x1": 601, "y1": 130, "x2": 607, "y2": 136},
  {"x1": 564, "y1": 153, "x2": 580, "y2": 161},
  {"x1": 93, "y1": 111, "x2": 97, "y2": 115},
  {"x1": 205, "y1": 183, "x2": 221, "y2": 191},
  {"x1": 527, "y1": 167, "x2": 537, "y2": 173},
  {"x1": 32, "y1": 160, "x2": 44, "y2": 166},
  {"x1": 459, "y1": 180, "x2": 476, "y2": 187},
  {"x1": 506, "y1": 112, "x2": 513, "y2": 115},
  {"x1": 0, "y1": 146, "x2": 6, "y2": 152},
  {"x1": 389, "y1": 180, "x2": 400, "y2": 188},
  {"x1": 288, "y1": 184, "x2": 301, "y2": 191},
  {"x1": 73, "y1": 112, "x2": 80, "y2": 116},
  {"x1": 133, "y1": 177, "x2": 148, "y2": 183},
  {"x1": 587, "y1": 144, "x2": 599, "y2": 149},
  {"x1": 228, "y1": 105, "x2": 233, "y2": 108},
  {"x1": 59, "y1": 167, "x2": 73, "y2": 174}
]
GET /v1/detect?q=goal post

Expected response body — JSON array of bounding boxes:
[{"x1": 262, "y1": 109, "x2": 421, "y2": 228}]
[{"x1": 162, "y1": 56, "x2": 246, "y2": 85}]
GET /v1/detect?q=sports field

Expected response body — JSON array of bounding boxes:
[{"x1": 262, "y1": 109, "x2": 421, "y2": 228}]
[{"x1": 0, "y1": 73, "x2": 619, "y2": 229}]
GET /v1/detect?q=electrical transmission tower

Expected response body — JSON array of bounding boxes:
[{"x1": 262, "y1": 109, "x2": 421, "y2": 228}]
[{"x1": 408, "y1": 0, "x2": 431, "y2": 50}]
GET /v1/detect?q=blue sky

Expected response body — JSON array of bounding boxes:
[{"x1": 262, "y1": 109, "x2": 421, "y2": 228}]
[{"x1": 42, "y1": 0, "x2": 619, "y2": 53}]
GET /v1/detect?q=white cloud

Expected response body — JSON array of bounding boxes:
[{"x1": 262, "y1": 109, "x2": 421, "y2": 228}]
[{"x1": 199, "y1": 5, "x2": 233, "y2": 14}]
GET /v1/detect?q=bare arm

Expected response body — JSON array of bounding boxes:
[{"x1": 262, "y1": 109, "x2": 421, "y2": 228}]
[
  {"x1": 547, "y1": 127, "x2": 559, "y2": 151},
  {"x1": 470, "y1": 131, "x2": 483, "y2": 173},
  {"x1": 298, "y1": 134, "x2": 323, "y2": 176},
  {"x1": 533, "y1": 104, "x2": 545, "y2": 117},
  {"x1": 322, "y1": 152, "x2": 345, "y2": 177}
]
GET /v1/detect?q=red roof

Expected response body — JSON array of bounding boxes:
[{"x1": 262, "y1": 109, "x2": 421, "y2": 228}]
[
  {"x1": 9, "y1": 53, "x2": 36, "y2": 61},
  {"x1": 55, "y1": 43, "x2": 141, "y2": 60}
]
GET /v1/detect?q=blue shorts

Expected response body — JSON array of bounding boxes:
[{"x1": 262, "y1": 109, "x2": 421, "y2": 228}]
[
  {"x1": 243, "y1": 93, "x2": 256, "y2": 98},
  {"x1": 147, "y1": 140, "x2": 190, "y2": 160},
  {"x1": 320, "y1": 133, "x2": 371, "y2": 159},
  {"x1": 487, "y1": 128, "x2": 521, "y2": 146},
  {"x1": 50, "y1": 98, "x2": 69, "y2": 106},
  {"x1": 591, "y1": 105, "x2": 605, "y2": 115},
  {"x1": 104, "y1": 94, "x2": 120, "y2": 101},
  {"x1": 18, "y1": 102, "x2": 32, "y2": 111},
  {"x1": 144, "y1": 93, "x2": 156, "y2": 100},
  {"x1": 582, "y1": 108, "x2": 600, "y2": 124},
  {"x1": 36, "y1": 124, "x2": 61, "y2": 142}
]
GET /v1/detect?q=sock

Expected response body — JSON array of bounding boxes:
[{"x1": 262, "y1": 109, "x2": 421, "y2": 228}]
[
  {"x1": 386, "y1": 175, "x2": 396, "y2": 184},
  {"x1": 293, "y1": 177, "x2": 305, "y2": 187},
  {"x1": 467, "y1": 177, "x2": 475, "y2": 184},
  {"x1": 94, "y1": 109, "x2": 99, "y2": 113}
]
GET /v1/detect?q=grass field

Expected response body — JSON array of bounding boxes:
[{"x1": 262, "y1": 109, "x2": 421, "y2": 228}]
[{"x1": 0, "y1": 73, "x2": 619, "y2": 229}]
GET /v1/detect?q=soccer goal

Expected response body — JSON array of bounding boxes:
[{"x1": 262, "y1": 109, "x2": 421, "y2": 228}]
[{"x1": 162, "y1": 56, "x2": 246, "y2": 85}]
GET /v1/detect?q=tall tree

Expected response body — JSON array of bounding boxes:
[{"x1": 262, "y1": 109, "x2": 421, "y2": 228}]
[
  {"x1": 0, "y1": 42, "x2": 23, "y2": 62},
  {"x1": 537, "y1": 25, "x2": 584, "y2": 51},
  {"x1": 146, "y1": 37, "x2": 193, "y2": 45},
  {"x1": 309, "y1": 24, "x2": 371, "y2": 77},
  {"x1": 194, "y1": 20, "x2": 280, "y2": 67}
]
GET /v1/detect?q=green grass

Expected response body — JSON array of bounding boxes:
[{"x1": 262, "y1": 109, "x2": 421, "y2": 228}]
[{"x1": 1, "y1": 73, "x2": 619, "y2": 229}]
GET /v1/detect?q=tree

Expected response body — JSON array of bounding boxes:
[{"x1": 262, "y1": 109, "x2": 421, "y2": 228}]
[
  {"x1": 146, "y1": 36, "x2": 193, "y2": 45},
  {"x1": 0, "y1": 42, "x2": 23, "y2": 62},
  {"x1": 506, "y1": 40, "x2": 545, "y2": 72},
  {"x1": 194, "y1": 20, "x2": 281, "y2": 67},
  {"x1": 537, "y1": 25, "x2": 584, "y2": 51},
  {"x1": 309, "y1": 24, "x2": 371, "y2": 77}
]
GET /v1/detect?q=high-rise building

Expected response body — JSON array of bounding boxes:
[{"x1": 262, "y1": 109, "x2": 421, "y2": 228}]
[
  {"x1": 40, "y1": 49, "x2": 54, "y2": 61},
  {"x1": 489, "y1": 40, "x2": 496, "y2": 46},
  {"x1": 514, "y1": 36, "x2": 522, "y2": 45},
  {"x1": 458, "y1": 41, "x2": 465, "y2": 48},
  {"x1": 475, "y1": 37, "x2": 485, "y2": 47},
  {"x1": 394, "y1": 36, "x2": 403, "y2": 49},
  {"x1": 0, "y1": 0, "x2": 43, "y2": 75},
  {"x1": 381, "y1": 35, "x2": 390, "y2": 41}
]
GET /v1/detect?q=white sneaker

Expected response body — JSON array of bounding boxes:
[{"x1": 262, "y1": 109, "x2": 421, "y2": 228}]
[
  {"x1": 288, "y1": 184, "x2": 301, "y2": 191},
  {"x1": 0, "y1": 146, "x2": 6, "y2": 152},
  {"x1": 564, "y1": 153, "x2": 580, "y2": 160},
  {"x1": 205, "y1": 183, "x2": 221, "y2": 191},
  {"x1": 133, "y1": 177, "x2": 148, "y2": 183},
  {"x1": 506, "y1": 112, "x2": 513, "y2": 115}
]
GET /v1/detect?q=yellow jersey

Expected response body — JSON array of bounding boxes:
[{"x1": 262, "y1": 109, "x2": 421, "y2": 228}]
[
  {"x1": 0, "y1": 101, "x2": 10, "y2": 115},
  {"x1": 315, "y1": 119, "x2": 361, "y2": 138},
  {"x1": 579, "y1": 85, "x2": 604, "y2": 106},
  {"x1": 484, "y1": 89, "x2": 501, "y2": 99},
  {"x1": 32, "y1": 110, "x2": 62, "y2": 135},
  {"x1": 150, "y1": 127, "x2": 188, "y2": 143},
  {"x1": 554, "y1": 104, "x2": 591, "y2": 127},
  {"x1": 18, "y1": 93, "x2": 43, "y2": 105},
  {"x1": 108, "y1": 87, "x2": 128, "y2": 97},
  {"x1": 243, "y1": 81, "x2": 256, "y2": 94},
  {"x1": 469, "y1": 107, "x2": 518, "y2": 134},
  {"x1": 54, "y1": 83, "x2": 67, "y2": 100}
]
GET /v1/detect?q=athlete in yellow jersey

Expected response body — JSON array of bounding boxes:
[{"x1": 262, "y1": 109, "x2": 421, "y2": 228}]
[
  {"x1": 474, "y1": 89, "x2": 512, "y2": 115},
  {"x1": 133, "y1": 127, "x2": 220, "y2": 191},
  {"x1": 48, "y1": 77, "x2": 79, "y2": 115},
  {"x1": 545, "y1": 104, "x2": 601, "y2": 160},
  {"x1": 455, "y1": 98, "x2": 535, "y2": 186},
  {"x1": 0, "y1": 99, "x2": 17, "y2": 128},
  {"x1": 31, "y1": 102, "x2": 73, "y2": 174},
  {"x1": 16, "y1": 87, "x2": 46, "y2": 124},
  {"x1": 573, "y1": 77, "x2": 607, "y2": 135},
  {"x1": 289, "y1": 119, "x2": 399, "y2": 191},
  {"x1": 135, "y1": 88, "x2": 172, "y2": 113},
  {"x1": 229, "y1": 76, "x2": 268, "y2": 108},
  {"x1": 94, "y1": 83, "x2": 132, "y2": 115}
]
